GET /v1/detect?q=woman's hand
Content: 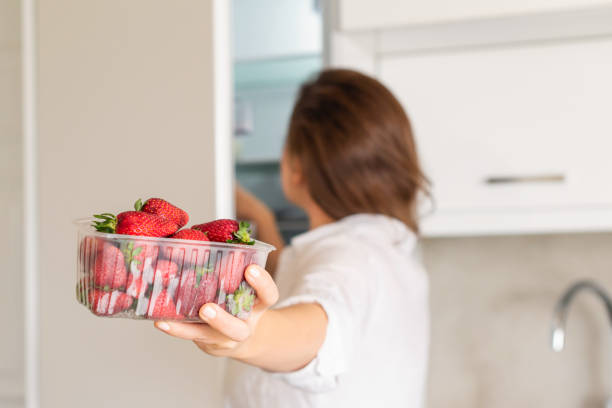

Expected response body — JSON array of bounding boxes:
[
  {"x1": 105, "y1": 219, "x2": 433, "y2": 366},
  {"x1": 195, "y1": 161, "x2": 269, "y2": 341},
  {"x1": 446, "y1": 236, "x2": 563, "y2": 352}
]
[{"x1": 154, "y1": 264, "x2": 279, "y2": 359}]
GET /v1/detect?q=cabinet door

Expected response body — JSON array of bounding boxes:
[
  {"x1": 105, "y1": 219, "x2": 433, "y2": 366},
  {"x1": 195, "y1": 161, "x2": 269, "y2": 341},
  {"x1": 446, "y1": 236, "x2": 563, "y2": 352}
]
[
  {"x1": 380, "y1": 38, "x2": 612, "y2": 227},
  {"x1": 339, "y1": 0, "x2": 612, "y2": 31}
]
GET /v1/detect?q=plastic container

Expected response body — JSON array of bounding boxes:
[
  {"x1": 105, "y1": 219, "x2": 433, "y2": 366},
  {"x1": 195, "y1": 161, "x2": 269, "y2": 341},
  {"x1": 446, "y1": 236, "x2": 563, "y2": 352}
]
[{"x1": 75, "y1": 220, "x2": 275, "y2": 321}]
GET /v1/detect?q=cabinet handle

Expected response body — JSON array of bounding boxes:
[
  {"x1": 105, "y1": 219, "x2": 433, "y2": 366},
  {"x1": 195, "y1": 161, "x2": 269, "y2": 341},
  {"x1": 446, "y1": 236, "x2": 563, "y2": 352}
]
[{"x1": 484, "y1": 174, "x2": 565, "y2": 184}]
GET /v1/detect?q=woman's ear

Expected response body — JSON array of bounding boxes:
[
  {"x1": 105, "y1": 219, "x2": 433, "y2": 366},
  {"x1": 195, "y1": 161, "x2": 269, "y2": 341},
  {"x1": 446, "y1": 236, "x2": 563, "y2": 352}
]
[{"x1": 289, "y1": 157, "x2": 304, "y2": 186}]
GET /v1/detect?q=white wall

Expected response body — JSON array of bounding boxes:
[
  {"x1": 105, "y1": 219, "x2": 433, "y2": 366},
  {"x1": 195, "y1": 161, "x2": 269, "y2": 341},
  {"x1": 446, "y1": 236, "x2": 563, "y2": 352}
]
[
  {"x1": 37, "y1": 1, "x2": 228, "y2": 406},
  {"x1": 0, "y1": 0, "x2": 24, "y2": 406}
]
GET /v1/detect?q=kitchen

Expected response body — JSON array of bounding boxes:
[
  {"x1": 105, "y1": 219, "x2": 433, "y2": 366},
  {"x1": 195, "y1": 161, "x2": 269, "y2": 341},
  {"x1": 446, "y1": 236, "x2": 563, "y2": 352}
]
[{"x1": 2, "y1": 0, "x2": 612, "y2": 407}]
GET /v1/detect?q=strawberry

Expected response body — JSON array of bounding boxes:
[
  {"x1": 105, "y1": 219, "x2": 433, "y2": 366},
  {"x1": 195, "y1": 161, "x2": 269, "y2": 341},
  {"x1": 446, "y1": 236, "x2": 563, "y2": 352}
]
[
  {"x1": 192, "y1": 220, "x2": 254, "y2": 244},
  {"x1": 175, "y1": 266, "x2": 217, "y2": 317},
  {"x1": 151, "y1": 259, "x2": 179, "y2": 288},
  {"x1": 147, "y1": 290, "x2": 183, "y2": 319},
  {"x1": 137, "y1": 198, "x2": 189, "y2": 229},
  {"x1": 116, "y1": 240, "x2": 159, "y2": 302},
  {"x1": 126, "y1": 274, "x2": 148, "y2": 298},
  {"x1": 218, "y1": 250, "x2": 253, "y2": 295},
  {"x1": 116, "y1": 211, "x2": 178, "y2": 236},
  {"x1": 78, "y1": 236, "x2": 103, "y2": 277},
  {"x1": 93, "y1": 211, "x2": 178, "y2": 237},
  {"x1": 120, "y1": 240, "x2": 159, "y2": 268},
  {"x1": 88, "y1": 289, "x2": 133, "y2": 316},
  {"x1": 170, "y1": 229, "x2": 210, "y2": 241},
  {"x1": 93, "y1": 242, "x2": 127, "y2": 290}
]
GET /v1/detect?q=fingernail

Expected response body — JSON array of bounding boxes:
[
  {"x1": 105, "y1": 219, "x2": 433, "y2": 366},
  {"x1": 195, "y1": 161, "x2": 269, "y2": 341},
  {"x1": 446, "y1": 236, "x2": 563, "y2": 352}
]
[
  {"x1": 157, "y1": 322, "x2": 170, "y2": 332},
  {"x1": 248, "y1": 266, "x2": 260, "y2": 278},
  {"x1": 202, "y1": 306, "x2": 216, "y2": 319}
]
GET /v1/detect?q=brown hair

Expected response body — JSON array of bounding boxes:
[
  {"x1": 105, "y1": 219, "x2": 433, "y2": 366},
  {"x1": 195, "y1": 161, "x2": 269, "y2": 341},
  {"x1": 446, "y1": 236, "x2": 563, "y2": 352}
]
[{"x1": 285, "y1": 68, "x2": 429, "y2": 234}]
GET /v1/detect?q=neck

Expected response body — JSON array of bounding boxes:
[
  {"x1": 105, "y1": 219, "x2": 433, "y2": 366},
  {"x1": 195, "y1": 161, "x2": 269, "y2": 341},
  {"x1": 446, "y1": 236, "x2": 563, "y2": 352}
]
[{"x1": 305, "y1": 203, "x2": 335, "y2": 230}]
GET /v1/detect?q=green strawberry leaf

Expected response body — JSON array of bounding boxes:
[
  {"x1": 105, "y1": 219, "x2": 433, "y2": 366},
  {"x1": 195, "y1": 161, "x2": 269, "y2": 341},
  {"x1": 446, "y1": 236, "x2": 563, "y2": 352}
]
[
  {"x1": 226, "y1": 282, "x2": 255, "y2": 317},
  {"x1": 196, "y1": 269, "x2": 203, "y2": 287},
  {"x1": 92, "y1": 213, "x2": 117, "y2": 233},
  {"x1": 134, "y1": 198, "x2": 144, "y2": 211},
  {"x1": 231, "y1": 221, "x2": 255, "y2": 245}
]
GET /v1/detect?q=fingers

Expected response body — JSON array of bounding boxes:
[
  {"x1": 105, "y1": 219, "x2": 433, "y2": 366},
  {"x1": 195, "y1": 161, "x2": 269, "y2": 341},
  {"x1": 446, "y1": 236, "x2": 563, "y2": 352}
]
[
  {"x1": 198, "y1": 303, "x2": 250, "y2": 342},
  {"x1": 154, "y1": 320, "x2": 213, "y2": 341},
  {"x1": 244, "y1": 264, "x2": 279, "y2": 308},
  {"x1": 155, "y1": 321, "x2": 240, "y2": 354}
]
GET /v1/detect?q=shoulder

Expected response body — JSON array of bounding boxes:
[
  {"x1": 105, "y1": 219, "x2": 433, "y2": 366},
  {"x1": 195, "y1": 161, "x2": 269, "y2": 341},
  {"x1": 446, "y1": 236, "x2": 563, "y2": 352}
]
[{"x1": 295, "y1": 231, "x2": 373, "y2": 272}]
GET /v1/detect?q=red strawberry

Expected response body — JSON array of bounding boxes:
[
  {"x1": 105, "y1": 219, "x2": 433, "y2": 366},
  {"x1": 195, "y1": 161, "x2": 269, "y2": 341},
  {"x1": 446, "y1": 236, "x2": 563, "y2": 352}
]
[
  {"x1": 88, "y1": 289, "x2": 133, "y2": 316},
  {"x1": 121, "y1": 240, "x2": 159, "y2": 268},
  {"x1": 78, "y1": 236, "x2": 103, "y2": 277},
  {"x1": 126, "y1": 274, "x2": 148, "y2": 298},
  {"x1": 152, "y1": 259, "x2": 179, "y2": 288},
  {"x1": 92, "y1": 211, "x2": 178, "y2": 237},
  {"x1": 93, "y1": 242, "x2": 127, "y2": 290},
  {"x1": 116, "y1": 211, "x2": 178, "y2": 237},
  {"x1": 137, "y1": 198, "x2": 189, "y2": 228},
  {"x1": 175, "y1": 266, "x2": 218, "y2": 317},
  {"x1": 218, "y1": 251, "x2": 250, "y2": 295},
  {"x1": 192, "y1": 220, "x2": 254, "y2": 244},
  {"x1": 119, "y1": 240, "x2": 159, "y2": 291},
  {"x1": 170, "y1": 229, "x2": 210, "y2": 241},
  {"x1": 147, "y1": 290, "x2": 183, "y2": 319}
]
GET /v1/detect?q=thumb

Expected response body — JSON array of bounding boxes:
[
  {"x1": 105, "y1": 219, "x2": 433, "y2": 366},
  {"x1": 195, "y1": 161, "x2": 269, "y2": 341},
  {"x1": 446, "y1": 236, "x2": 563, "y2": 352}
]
[{"x1": 244, "y1": 264, "x2": 279, "y2": 309}]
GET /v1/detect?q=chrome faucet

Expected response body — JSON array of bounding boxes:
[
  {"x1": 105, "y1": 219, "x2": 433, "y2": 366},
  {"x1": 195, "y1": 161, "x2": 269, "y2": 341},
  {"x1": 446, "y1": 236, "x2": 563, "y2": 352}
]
[{"x1": 550, "y1": 280, "x2": 612, "y2": 408}]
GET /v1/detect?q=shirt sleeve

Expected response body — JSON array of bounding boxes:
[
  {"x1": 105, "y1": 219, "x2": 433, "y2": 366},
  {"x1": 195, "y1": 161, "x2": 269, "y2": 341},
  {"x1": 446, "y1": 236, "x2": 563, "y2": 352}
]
[{"x1": 269, "y1": 250, "x2": 373, "y2": 393}]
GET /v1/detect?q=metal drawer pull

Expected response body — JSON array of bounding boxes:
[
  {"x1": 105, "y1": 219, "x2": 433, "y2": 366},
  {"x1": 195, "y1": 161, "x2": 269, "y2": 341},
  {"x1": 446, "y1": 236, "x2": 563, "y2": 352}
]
[{"x1": 485, "y1": 174, "x2": 565, "y2": 184}]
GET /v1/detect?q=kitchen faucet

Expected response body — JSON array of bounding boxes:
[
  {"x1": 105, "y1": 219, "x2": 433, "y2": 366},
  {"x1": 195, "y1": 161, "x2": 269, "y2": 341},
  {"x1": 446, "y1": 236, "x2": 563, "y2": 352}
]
[{"x1": 550, "y1": 280, "x2": 612, "y2": 408}]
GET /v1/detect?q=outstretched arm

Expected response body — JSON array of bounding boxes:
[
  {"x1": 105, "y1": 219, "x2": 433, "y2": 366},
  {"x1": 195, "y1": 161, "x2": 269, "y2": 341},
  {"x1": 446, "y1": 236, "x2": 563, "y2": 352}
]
[{"x1": 155, "y1": 264, "x2": 327, "y2": 372}]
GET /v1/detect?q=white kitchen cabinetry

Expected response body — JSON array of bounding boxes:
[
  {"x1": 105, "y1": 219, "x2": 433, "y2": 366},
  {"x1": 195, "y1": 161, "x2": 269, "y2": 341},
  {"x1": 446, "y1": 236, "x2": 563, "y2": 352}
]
[
  {"x1": 338, "y1": 0, "x2": 612, "y2": 31},
  {"x1": 381, "y1": 38, "x2": 612, "y2": 235},
  {"x1": 330, "y1": 1, "x2": 612, "y2": 236}
]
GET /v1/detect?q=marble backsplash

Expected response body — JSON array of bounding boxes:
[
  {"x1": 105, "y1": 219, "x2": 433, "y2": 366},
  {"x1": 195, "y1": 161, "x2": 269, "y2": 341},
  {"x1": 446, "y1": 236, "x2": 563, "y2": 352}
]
[{"x1": 422, "y1": 232, "x2": 612, "y2": 407}]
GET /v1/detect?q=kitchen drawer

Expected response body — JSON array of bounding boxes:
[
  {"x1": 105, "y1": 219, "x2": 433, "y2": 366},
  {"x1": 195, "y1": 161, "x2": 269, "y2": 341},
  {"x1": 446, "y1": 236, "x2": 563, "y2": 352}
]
[{"x1": 379, "y1": 37, "x2": 612, "y2": 234}]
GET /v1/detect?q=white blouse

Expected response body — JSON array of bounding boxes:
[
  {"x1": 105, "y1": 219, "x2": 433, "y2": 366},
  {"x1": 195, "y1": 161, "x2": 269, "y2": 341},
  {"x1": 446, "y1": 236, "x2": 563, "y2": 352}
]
[{"x1": 224, "y1": 214, "x2": 429, "y2": 408}]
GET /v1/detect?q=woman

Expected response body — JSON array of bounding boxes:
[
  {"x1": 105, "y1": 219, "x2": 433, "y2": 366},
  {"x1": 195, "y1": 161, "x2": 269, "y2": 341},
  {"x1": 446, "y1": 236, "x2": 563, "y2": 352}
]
[{"x1": 156, "y1": 69, "x2": 430, "y2": 407}]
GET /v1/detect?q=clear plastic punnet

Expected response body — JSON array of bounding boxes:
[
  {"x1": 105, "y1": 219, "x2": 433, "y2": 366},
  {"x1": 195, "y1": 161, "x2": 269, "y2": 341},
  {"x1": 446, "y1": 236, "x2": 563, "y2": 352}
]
[{"x1": 75, "y1": 220, "x2": 275, "y2": 321}]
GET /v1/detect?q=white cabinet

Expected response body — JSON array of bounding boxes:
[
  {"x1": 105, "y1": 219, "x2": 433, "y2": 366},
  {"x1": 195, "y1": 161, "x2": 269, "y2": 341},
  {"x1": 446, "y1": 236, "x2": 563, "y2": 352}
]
[
  {"x1": 331, "y1": 0, "x2": 612, "y2": 235},
  {"x1": 338, "y1": 0, "x2": 612, "y2": 30},
  {"x1": 379, "y1": 38, "x2": 612, "y2": 235}
]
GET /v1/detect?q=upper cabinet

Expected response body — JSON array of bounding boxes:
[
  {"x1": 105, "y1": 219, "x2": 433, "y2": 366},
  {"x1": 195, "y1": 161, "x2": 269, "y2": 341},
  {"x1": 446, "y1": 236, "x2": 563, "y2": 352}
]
[
  {"x1": 338, "y1": 0, "x2": 612, "y2": 30},
  {"x1": 331, "y1": 0, "x2": 612, "y2": 236},
  {"x1": 381, "y1": 38, "x2": 612, "y2": 236}
]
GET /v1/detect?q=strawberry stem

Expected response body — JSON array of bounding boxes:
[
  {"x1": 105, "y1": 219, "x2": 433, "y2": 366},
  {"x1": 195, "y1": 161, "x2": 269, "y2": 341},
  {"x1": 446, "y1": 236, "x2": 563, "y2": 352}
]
[
  {"x1": 229, "y1": 221, "x2": 255, "y2": 245},
  {"x1": 92, "y1": 213, "x2": 117, "y2": 233}
]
